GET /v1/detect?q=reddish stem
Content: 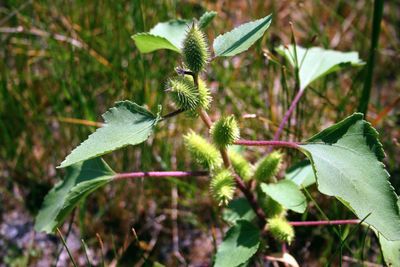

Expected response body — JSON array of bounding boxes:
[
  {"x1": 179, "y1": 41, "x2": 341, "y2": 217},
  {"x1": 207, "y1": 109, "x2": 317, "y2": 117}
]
[
  {"x1": 235, "y1": 140, "x2": 301, "y2": 149},
  {"x1": 272, "y1": 88, "x2": 305, "y2": 142},
  {"x1": 289, "y1": 219, "x2": 360, "y2": 227},
  {"x1": 114, "y1": 171, "x2": 208, "y2": 180}
]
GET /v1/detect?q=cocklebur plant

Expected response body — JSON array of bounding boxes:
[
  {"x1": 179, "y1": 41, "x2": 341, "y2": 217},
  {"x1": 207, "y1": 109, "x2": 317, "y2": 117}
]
[{"x1": 34, "y1": 11, "x2": 400, "y2": 266}]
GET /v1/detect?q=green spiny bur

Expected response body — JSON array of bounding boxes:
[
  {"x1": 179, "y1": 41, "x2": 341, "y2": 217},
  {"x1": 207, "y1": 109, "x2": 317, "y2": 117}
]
[
  {"x1": 186, "y1": 77, "x2": 212, "y2": 117},
  {"x1": 183, "y1": 130, "x2": 222, "y2": 170},
  {"x1": 182, "y1": 24, "x2": 209, "y2": 73},
  {"x1": 267, "y1": 216, "x2": 294, "y2": 244},
  {"x1": 210, "y1": 169, "x2": 236, "y2": 206},
  {"x1": 229, "y1": 150, "x2": 253, "y2": 181},
  {"x1": 210, "y1": 115, "x2": 240, "y2": 148},
  {"x1": 198, "y1": 78, "x2": 212, "y2": 110},
  {"x1": 167, "y1": 76, "x2": 199, "y2": 110},
  {"x1": 254, "y1": 151, "x2": 283, "y2": 183}
]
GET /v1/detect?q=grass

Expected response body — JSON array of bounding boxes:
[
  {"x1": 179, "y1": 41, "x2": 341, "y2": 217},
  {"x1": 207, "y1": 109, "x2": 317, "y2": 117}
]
[{"x1": 0, "y1": 0, "x2": 399, "y2": 265}]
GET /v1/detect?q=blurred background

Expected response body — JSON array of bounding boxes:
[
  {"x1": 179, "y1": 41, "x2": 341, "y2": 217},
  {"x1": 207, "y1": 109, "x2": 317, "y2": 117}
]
[{"x1": 0, "y1": 0, "x2": 399, "y2": 266}]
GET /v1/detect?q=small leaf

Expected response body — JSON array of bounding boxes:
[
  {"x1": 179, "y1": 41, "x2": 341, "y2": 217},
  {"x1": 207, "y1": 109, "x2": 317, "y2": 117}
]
[
  {"x1": 276, "y1": 45, "x2": 364, "y2": 90},
  {"x1": 260, "y1": 180, "x2": 307, "y2": 213},
  {"x1": 285, "y1": 161, "x2": 315, "y2": 188},
  {"x1": 223, "y1": 198, "x2": 256, "y2": 224},
  {"x1": 132, "y1": 19, "x2": 190, "y2": 53},
  {"x1": 300, "y1": 113, "x2": 400, "y2": 240},
  {"x1": 35, "y1": 158, "x2": 115, "y2": 233},
  {"x1": 59, "y1": 101, "x2": 160, "y2": 168},
  {"x1": 132, "y1": 33, "x2": 181, "y2": 53},
  {"x1": 198, "y1": 11, "x2": 217, "y2": 29},
  {"x1": 214, "y1": 220, "x2": 260, "y2": 267},
  {"x1": 213, "y1": 14, "x2": 272, "y2": 57}
]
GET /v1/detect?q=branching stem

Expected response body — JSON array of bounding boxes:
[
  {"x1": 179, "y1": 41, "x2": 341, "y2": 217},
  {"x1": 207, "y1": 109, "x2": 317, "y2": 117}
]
[
  {"x1": 235, "y1": 140, "x2": 301, "y2": 149},
  {"x1": 289, "y1": 219, "x2": 360, "y2": 227},
  {"x1": 272, "y1": 88, "x2": 305, "y2": 142},
  {"x1": 114, "y1": 171, "x2": 208, "y2": 180},
  {"x1": 195, "y1": 74, "x2": 267, "y2": 226}
]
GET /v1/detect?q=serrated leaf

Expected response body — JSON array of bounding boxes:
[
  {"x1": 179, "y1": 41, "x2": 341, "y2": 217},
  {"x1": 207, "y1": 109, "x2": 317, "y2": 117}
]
[
  {"x1": 132, "y1": 19, "x2": 190, "y2": 53},
  {"x1": 214, "y1": 220, "x2": 260, "y2": 267},
  {"x1": 213, "y1": 14, "x2": 272, "y2": 57},
  {"x1": 59, "y1": 101, "x2": 159, "y2": 168},
  {"x1": 260, "y1": 180, "x2": 307, "y2": 213},
  {"x1": 276, "y1": 45, "x2": 364, "y2": 90},
  {"x1": 198, "y1": 11, "x2": 217, "y2": 29},
  {"x1": 35, "y1": 158, "x2": 115, "y2": 233},
  {"x1": 285, "y1": 161, "x2": 315, "y2": 188},
  {"x1": 300, "y1": 113, "x2": 400, "y2": 240},
  {"x1": 223, "y1": 198, "x2": 256, "y2": 224}
]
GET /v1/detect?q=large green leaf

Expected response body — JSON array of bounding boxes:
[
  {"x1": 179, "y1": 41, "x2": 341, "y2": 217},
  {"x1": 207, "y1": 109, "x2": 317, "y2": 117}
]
[
  {"x1": 214, "y1": 220, "x2": 260, "y2": 267},
  {"x1": 35, "y1": 158, "x2": 115, "y2": 233},
  {"x1": 59, "y1": 101, "x2": 160, "y2": 168},
  {"x1": 285, "y1": 161, "x2": 315, "y2": 188},
  {"x1": 276, "y1": 45, "x2": 364, "y2": 90},
  {"x1": 222, "y1": 198, "x2": 256, "y2": 224},
  {"x1": 300, "y1": 113, "x2": 400, "y2": 240},
  {"x1": 132, "y1": 20, "x2": 190, "y2": 53},
  {"x1": 260, "y1": 180, "x2": 307, "y2": 213},
  {"x1": 213, "y1": 14, "x2": 272, "y2": 57}
]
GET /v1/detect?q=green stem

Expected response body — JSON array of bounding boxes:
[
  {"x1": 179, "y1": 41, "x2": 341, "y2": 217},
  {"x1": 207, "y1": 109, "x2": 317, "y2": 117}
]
[{"x1": 357, "y1": 0, "x2": 384, "y2": 115}]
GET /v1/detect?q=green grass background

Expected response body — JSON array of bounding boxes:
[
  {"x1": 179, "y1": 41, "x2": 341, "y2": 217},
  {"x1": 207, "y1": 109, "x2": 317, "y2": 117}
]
[{"x1": 0, "y1": 0, "x2": 399, "y2": 265}]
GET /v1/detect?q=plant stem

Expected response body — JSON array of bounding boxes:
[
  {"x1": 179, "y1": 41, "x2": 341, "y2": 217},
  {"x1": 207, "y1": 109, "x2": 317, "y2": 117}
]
[
  {"x1": 289, "y1": 219, "x2": 360, "y2": 227},
  {"x1": 272, "y1": 88, "x2": 304, "y2": 142},
  {"x1": 357, "y1": 0, "x2": 384, "y2": 115},
  {"x1": 235, "y1": 139, "x2": 301, "y2": 149},
  {"x1": 160, "y1": 108, "x2": 185, "y2": 121},
  {"x1": 114, "y1": 171, "x2": 208, "y2": 180}
]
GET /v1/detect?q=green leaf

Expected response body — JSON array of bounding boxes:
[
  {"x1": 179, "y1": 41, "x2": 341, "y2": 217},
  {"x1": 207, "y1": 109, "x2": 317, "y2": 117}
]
[
  {"x1": 214, "y1": 220, "x2": 260, "y2": 267},
  {"x1": 198, "y1": 11, "x2": 217, "y2": 29},
  {"x1": 35, "y1": 158, "x2": 115, "y2": 233},
  {"x1": 223, "y1": 198, "x2": 256, "y2": 224},
  {"x1": 132, "y1": 19, "x2": 190, "y2": 53},
  {"x1": 260, "y1": 180, "x2": 307, "y2": 213},
  {"x1": 213, "y1": 14, "x2": 272, "y2": 57},
  {"x1": 379, "y1": 234, "x2": 400, "y2": 266},
  {"x1": 300, "y1": 113, "x2": 400, "y2": 240},
  {"x1": 59, "y1": 100, "x2": 160, "y2": 168},
  {"x1": 285, "y1": 160, "x2": 315, "y2": 188},
  {"x1": 276, "y1": 45, "x2": 364, "y2": 90}
]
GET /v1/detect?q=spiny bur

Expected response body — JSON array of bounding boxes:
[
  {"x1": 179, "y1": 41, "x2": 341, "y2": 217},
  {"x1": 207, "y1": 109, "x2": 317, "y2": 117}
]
[
  {"x1": 210, "y1": 169, "x2": 236, "y2": 206},
  {"x1": 267, "y1": 216, "x2": 295, "y2": 244},
  {"x1": 183, "y1": 130, "x2": 222, "y2": 170},
  {"x1": 254, "y1": 151, "x2": 283, "y2": 183},
  {"x1": 182, "y1": 24, "x2": 209, "y2": 73},
  {"x1": 167, "y1": 76, "x2": 199, "y2": 111},
  {"x1": 229, "y1": 150, "x2": 253, "y2": 181},
  {"x1": 198, "y1": 78, "x2": 212, "y2": 110},
  {"x1": 186, "y1": 77, "x2": 212, "y2": 117},
  {"x1": 210, "y1": 115, "x2": 240, "y2": 148}
]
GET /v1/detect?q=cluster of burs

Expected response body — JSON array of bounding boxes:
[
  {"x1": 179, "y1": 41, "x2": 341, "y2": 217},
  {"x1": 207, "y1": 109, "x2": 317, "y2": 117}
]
[{"x1": 166, "y1": 23, "x2": 294, "y2": 243}]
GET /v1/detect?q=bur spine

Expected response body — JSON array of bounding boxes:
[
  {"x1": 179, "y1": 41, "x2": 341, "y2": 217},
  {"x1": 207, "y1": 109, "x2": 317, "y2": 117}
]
[
  {"x1": 210, "y1": 169, "x2": 236, "y2": 205},
  {"x1": 229, "y1": 150, "x2": 253, "y2": 181},
  {"x1": 167, "y1": 76, "x2": 199, "y2": 111},
  {"x1": 183, "y1": 131, "x2": 222, "y2": 170},
  {"x1": 267, "y1": 216, "x2": 295, "y2": 244},
  {"x1": 182, "y1": 24, "x2": 209, "y2": 73},
  {"x1": 254, "y1": 151, "x2": 283, "y2": 183},
  {"x1": 210, "y1": 115, "x2": 240, "y2": 148}
]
